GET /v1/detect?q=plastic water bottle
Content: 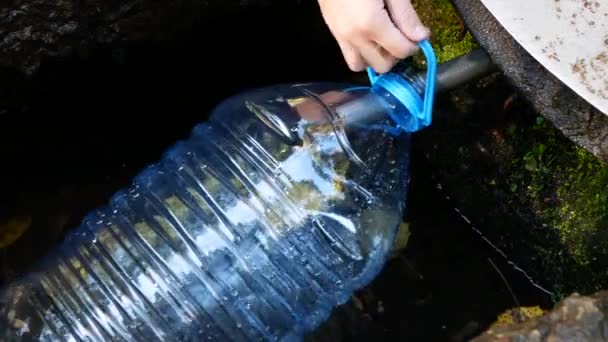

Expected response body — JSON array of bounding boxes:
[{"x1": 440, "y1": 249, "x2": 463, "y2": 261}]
[{"x1": 0, "y1": 41, "x2": 436, "y2": 341}]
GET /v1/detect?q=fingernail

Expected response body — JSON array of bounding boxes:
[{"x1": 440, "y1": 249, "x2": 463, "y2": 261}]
[{"x1": 414, "y1": 25, "x2": 430, "y2": 39}]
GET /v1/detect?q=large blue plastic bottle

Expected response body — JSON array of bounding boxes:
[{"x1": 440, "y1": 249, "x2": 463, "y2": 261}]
[{"x1": 0, "y1": 42, "x2": 436, "y2": 341}]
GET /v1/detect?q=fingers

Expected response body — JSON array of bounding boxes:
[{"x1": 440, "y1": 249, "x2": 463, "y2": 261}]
[
  {"x1": 357, "y1": 40, "x2": 397, "y2": 73},
  {"x1": 370, "y1": 14, "x2": 420, "y2": 60},
  {"x1": 385, "y1": 0, "x2": 430, "y2": 41},
  {"x1": 317, "y1": 0, "x2": 429, "y2": 74},
  {"x1": 350, "y1": 2, "x2": 428, "y2": 73},
  {"x1": 337, "y1": 40, "x2": 366, "y2": 72}
]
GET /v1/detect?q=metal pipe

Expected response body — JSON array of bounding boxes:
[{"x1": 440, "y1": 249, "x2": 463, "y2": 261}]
[
  {"x1": 435, "y1": 48, "x2": 496, "y2": 94},
  {"x1": 340, "y1": 48, "x2": 496, "y2": 127}
]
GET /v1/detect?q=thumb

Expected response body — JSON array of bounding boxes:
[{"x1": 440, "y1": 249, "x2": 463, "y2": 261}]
[{"x1": 385, "y1": 0, "x2": 430, "y2": 41}]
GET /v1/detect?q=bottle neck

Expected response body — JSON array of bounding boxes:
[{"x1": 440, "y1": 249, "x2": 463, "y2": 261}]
[
  {"x1": 335, "y1": 92, "x2": 392, "y2": 128},
  {"x1": 334, "y1": 86, "x2": 415, "y2": 134}
]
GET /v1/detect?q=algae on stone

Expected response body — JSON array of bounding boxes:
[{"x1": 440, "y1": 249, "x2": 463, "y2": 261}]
[
  {"x1": 491, "y1": 306, "x2": 545, "y2": 328},
  {"x1": 411, "y1": 0, "x2": 478, "y2": 63},
  {"x1": 550, "y1": 148, "x2": 608, "y2": 270},
  {"x1": 411, "y1": 70, "x2": 608, "y2": 302},
  {"x1": 503, "y1": 115, "x2": 608, "y2": 295}
]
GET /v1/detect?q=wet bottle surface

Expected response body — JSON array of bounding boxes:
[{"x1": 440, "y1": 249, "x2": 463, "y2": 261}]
[{"x1": 0, "y1": 82, "x2": 412, "y2": 341}]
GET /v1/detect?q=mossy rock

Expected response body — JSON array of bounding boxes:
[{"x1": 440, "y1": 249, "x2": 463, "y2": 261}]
[
  {"x1": 412, "y1": 72, "x2": 608, "y2": 302},
  {"x1": 502, "y1": 115, "x2": 608, "y2": 295},
  {"x1": 412, "y1": 0, "x2": 478, "y2": 63},
  {"x1": 491, "y1": 306, "x2": 545, "y2": 328},
  {"x1": 406, "y1": 0, "x2": 608, "y2": 299}
]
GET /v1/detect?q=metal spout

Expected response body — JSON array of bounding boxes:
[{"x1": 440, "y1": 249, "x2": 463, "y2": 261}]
[
  {"x1": 339, "y1": 48, "x2": 496, "y2": 128},
  {"x1": 434, "y1": 48, "x2": 496, "y2": 94}
]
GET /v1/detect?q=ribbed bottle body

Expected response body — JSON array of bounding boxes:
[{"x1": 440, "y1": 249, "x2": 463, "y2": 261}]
[{"x1": 0, "y1": 82, "x2": 411, "y2": 341}]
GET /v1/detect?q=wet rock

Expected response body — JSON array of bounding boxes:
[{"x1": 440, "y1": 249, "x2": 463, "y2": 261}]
[
  {"x1": 0, "y1": 0, "x2": 337, "y2": 118},
  {"x1": 473, "y1": 291, "x2": 608, "y2": 341},
  {"x1": 413, "y1": 66, "x2": 608, "y2": 297},
  {"x1": 411, "y1": 0, "x2": 478, "y2": 64},
  {"x1": 0, "y1": 0, "x2": 282, "y2": 75}
]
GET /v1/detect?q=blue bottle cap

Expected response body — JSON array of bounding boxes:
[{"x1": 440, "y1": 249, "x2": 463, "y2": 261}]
[{"x1": 366, "y1": 40, "x2": 437, "y2": 133}]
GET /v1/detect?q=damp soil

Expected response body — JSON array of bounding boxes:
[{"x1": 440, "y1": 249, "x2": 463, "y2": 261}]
[{"x1": 0, "y1": 3, "x2": 554, "y2": 340}]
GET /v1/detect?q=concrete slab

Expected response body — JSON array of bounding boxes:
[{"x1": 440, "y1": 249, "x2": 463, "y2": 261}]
[
  {"x1": 480, "y1": 0, "x2": 608, "y2": 115},
  {"x1": 451, "y1": 0, "x2": 608, "y2": 162}
]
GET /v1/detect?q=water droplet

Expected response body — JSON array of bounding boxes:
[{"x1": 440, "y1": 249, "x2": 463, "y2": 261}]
[
  {"x1": 236, "y1": 322, "x2": 242, "y2": 329},
  {"x1": 232, "y1": 290, "x2": 239, "y2": 297}
]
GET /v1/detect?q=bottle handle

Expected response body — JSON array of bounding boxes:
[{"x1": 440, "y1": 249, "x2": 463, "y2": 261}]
[{"x1": 366, "y1": 39, "x2": 437, "y2": 132}]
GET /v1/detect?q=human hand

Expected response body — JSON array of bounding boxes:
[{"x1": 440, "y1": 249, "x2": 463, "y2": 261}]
[{"x1": 318, "y1": 0, "x2": 430, "y2": 73}]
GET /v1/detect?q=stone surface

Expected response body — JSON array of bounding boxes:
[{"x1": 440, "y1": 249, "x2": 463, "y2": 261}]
[
  {"x1": 413, "y1": 70, "x2": 608, "y2": 298},
  {"x1": 451, "y1": 0, "x2": 608, "y2": 163},
  {"x1": 0, "y1": 0, "x2": 277, "y2": 75},
  {"x1": 473, "y1": 291, "x2": 608, "y2": 341},
  {"x1": 0, "y1": 0, "x2": 318, "y2": 117}
]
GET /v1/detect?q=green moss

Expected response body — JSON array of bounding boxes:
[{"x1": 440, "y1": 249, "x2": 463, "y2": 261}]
[
  {"x1": 412, "y1": 0, "x2": 478, "y2": 63},
  {"x1": 549, "y1": 147, "x2": 608, "y2": 270},
  {"x1": 504, "y1": 115, "x2": 608, "y2": 294}
]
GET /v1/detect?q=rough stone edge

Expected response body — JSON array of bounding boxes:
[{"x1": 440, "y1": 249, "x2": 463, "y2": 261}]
[
  {"x1": 0, "y1": 0, "x2": 281, "y2": 76},
  {"x1": 472, "y1": 291, "x2": 608, "y2": 341},
  {"x1": 450, "y1": 0, "x2": 608, "y2": 162}
]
